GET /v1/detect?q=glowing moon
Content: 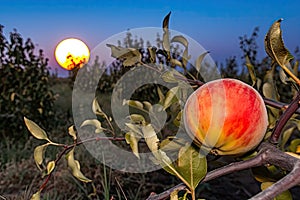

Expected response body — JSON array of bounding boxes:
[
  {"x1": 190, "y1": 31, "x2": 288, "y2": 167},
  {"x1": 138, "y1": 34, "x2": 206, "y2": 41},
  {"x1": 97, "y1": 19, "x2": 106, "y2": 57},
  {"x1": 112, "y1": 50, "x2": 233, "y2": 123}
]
[{"x1": 55, "y1": 38, "x2": 90, "y2": 70}]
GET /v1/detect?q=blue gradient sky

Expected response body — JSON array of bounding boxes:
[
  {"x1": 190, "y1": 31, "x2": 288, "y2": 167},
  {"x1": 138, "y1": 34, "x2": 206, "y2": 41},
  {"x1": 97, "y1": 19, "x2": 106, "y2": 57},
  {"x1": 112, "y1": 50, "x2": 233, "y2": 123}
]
[{"x1": 1, "y1": 0, "x2": 300, "y2": 76}]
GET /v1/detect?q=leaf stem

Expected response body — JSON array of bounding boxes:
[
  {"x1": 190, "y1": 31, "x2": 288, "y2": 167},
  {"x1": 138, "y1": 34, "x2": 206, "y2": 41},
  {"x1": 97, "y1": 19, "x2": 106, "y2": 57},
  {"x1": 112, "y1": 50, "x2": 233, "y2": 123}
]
[
  {"x1": 36, "y1": 136, "x2": 126, "y2": 194},
  {"x1": 281, "y1": 63, "x2": 300, "y2": 85}
]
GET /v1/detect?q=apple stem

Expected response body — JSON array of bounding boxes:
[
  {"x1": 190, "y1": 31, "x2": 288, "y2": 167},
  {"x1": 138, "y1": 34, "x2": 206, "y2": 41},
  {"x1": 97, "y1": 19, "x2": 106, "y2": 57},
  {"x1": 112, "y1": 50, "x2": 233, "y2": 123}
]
[{"x1": 269, "y1": 91, "x2": 300, "y2": 144}]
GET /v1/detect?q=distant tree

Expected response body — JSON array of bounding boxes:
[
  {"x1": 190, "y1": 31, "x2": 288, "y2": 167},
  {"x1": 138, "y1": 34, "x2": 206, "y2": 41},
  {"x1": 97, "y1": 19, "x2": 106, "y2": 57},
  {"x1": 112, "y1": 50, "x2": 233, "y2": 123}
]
[{"x1": 0, "y1": 25, "x2": 55, "y2": 140}]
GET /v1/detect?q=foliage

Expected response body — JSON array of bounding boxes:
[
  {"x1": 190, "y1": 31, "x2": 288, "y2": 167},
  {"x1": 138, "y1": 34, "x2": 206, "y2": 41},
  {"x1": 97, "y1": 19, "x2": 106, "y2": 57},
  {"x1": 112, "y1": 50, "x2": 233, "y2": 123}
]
[
  {"x1": 21, "y1": 13, "x2": 300, "y2": 200},
  {"x1": 0, "y1": 25, "x2": 55, "y2": 140}
]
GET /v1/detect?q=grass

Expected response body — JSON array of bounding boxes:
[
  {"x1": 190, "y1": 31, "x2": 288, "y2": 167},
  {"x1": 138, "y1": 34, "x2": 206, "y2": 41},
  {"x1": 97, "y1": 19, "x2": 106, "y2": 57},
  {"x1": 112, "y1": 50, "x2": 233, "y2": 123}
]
[
  {"x1": 0, "y1": 78, "x2": 178, "y2": 199},
  {"x1": 0, "y1": 77, "x2": 272, "y2": 199}
]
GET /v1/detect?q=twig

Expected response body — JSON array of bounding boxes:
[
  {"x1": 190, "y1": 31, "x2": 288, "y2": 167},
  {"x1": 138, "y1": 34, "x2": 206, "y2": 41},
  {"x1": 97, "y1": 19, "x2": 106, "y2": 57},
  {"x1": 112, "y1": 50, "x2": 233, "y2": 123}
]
[
  {"x1": 146, "y1": 142, "x2": 300, "y2": 200},
  {"x1": 146, "y1": 184, "x2": 187, "y2": 200},
  {"x1": 269, "y1": 92, "x2": 300, "y2": 144},
  {"x1": 37, "y1": 137, "x2": 127, "y2": 193},
  {"x1": 250, "y1": 162, "x2": 300, "y2": 200},
  {"x1": 263, "y1": 98, "x2": 300, "y2": 115}
]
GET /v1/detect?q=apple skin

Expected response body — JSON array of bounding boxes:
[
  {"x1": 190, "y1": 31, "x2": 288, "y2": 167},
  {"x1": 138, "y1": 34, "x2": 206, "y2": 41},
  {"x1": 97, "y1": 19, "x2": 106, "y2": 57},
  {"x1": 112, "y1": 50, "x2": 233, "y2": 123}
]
[{"x1": 183, "y1": 78, "x2": 268, "y2": 155}]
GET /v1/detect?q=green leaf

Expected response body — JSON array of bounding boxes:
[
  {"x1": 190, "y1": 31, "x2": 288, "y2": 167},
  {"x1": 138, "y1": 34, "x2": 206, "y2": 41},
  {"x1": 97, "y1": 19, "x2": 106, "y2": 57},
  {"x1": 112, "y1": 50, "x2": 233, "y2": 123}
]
[
  {"x1": 263, "y1": 82, "x2": 277, "y2": 100},
  {"x1": 154, "y1": 150, "x2": 177, "y2": 176},
  {"x1": 163, "y1": 86, "x2": 180, "y2": 110},
  {"x1": 173, "y1": 111, "x2": 182, "y2": 127},
  {"x1": 245, "y1": 56, "x2": 257, "y2": 86},
  {"x1": 34, "y1": 143, "x2": 49, "y2": 171},
  {"x1": 262, "y1": 67, "x2": 280, "y2": 127},
  {"x1": 68, "y1": 125, "x2": 77, "y2": 141},
  {"x1": 106, "y1": 44, "x2": 141, "y2": 67},
  {"x1": 46, "y1": 161, "x2": 55, "y2": 175},
  {"x1": 195, "y1": 52, "x2": 209, "y2": 72},
  {"x1": 177, "y1": 144, "x2": 207, "y2": 190},
  {"x1": 288, "y1": 139, "x2": 300, "y2": 152},
  {"x1": 264, "y1": 19, "x2": 299, "y2": 84},
  {"x1": 160, "y1": 137, "x2": 185, "y2": 152},
  {"x1": 279, "y1": 62, "x2": 295, "y2": 84},
  {"x1": 24, "y1": 117, "x2": 49, "y2": 141},
  {"x1": 280, "y1": 125, "x2": 296, "y2": 150},
  {"x1": 161, "y1": 69, "x2": 187, "y2": 83},
  {"x1": 157, "y1": 86, "x2": 165, "y2": 105},
  {"x1": 30, "y1": 191, "x2": 41, "y2": 200},
  {"x1": 261, "y1": 182, "x2": 293, "y2": 200},
  {"x1": 142, "y1": 124, "x2": 159, "y2": 152},
  {"x1": 66, "y1": 148, "x2": 92, "y2": 183},
  {"x1": 149, "y1": 104, "x2": 167, "y2": 132},
  {"x1": 279, "y1": 68, "x2": 289, "y2": 84},
  {"x1": 153, "y1": 145, "x2": 207, "y2": 193},
  {"x1": 265, "y1": 19, "x2": 294, "y2": 68},
  {"x1": 125, "y1": 131, "x2": 141, "y2": 159}
]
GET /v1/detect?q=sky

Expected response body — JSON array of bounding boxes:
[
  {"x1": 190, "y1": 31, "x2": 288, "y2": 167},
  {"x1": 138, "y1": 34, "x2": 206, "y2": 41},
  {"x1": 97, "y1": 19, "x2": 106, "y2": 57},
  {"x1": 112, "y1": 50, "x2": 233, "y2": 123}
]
[{"x1": 1, "y1": 0, "x2": 300, "y2": 77}]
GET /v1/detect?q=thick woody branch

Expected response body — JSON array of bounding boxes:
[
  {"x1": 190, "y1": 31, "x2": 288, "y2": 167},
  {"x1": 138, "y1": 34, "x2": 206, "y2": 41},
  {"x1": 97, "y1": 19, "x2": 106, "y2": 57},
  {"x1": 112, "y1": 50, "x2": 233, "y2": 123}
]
[
  {"x1": 250, "y1": 162, "x2": 300, "y2": 200},
  {"x1": 147, "y1": 142, "x2": 300, "y2": 200}
]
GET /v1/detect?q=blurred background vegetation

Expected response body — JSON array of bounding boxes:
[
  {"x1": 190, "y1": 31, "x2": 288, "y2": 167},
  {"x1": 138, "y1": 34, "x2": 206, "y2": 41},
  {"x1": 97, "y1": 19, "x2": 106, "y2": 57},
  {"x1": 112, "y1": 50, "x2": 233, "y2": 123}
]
[{"x1": 1, "y1": 24, "x2": 300, "y2": 199}]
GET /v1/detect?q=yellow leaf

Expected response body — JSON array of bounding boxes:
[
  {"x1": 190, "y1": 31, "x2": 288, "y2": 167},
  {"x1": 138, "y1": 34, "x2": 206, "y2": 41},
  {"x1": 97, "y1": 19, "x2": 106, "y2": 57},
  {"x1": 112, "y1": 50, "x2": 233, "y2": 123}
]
[
  {"x1": 106, "y1": 44, "x2": 141, "y2": 67},
  {"x1": 297, "y1": 146, "x2": 300, "y2": 154},
  {"x1": 24, "y1": 117, "x2": 49, "y2": 141},
  {"x1": 142, "y1": 124, "x2": 159, "y2": 152},
  {"x1": 10, "y1": 92, "x2": 16, "y2": 101},
  {"x1": 46, "y1": 161, "x2": 55, "y2": 175},
  {"x1": 195, "y1": 52, "x2": 209, "y2": 72},
  {"x1": 125, "y1": 131, "x2": 141, "y2": 159},
  {"x1": 30, "y1": 191, "x2": 41, "y2": 200},
  {"x1": 80, "y1": 119, "x2": 102, "y2": 133},
  {"x1": 68, "y1": 125, "x2": 77, "y2": 140},
  {"x1": 123, "y1": 99, "x2": 144, "y2": 110},
  {"x1": 163, "y1": 86, "x2": 180, "y2": 110},
  {"x1": 162, "y1": 12, "x2": 171, "y2": 60},
  {"x1": 261, "y1": 182, "x2": 293, "y2": 200},
  {"x1": 34, "y1": 143, "x2": 49, "y2": 171},
  {"x1": 92, "y1": 98, "x2": 106, "y2": 117},
  {"x1": 66, "y1": 148, "x2": 92, "y2": 183}
]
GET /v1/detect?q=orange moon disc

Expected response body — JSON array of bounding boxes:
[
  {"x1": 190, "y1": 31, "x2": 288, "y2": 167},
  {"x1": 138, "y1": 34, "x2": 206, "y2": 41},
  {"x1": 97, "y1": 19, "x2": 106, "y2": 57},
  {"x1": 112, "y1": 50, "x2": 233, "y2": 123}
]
[{"x1": 55, "y1": 38, "x2": 90, "y2": 70}]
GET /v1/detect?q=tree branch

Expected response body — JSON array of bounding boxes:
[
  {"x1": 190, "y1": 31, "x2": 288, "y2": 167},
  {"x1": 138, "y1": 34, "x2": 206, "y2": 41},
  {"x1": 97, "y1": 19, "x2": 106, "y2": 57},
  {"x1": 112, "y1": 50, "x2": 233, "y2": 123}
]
[
  {"x1": 147, "y1": 142, "x2": 300, "y2": 200},
  {"x1": 269, "y1": 92, "x2": 300, "y2": 144},
  {"x1": 263, "y1": 98, "x2": 300, "y2": 115},
  {"x1": 250, "y1": 162, "x2": 300, "y2": 200}
]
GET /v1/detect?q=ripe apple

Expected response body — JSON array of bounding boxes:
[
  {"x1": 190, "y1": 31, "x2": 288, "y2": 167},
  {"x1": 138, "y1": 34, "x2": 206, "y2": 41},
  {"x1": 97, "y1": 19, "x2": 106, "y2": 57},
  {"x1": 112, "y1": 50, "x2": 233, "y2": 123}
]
[{"x1": 184, "y1": 78, "x2": 268, "y2": 155}]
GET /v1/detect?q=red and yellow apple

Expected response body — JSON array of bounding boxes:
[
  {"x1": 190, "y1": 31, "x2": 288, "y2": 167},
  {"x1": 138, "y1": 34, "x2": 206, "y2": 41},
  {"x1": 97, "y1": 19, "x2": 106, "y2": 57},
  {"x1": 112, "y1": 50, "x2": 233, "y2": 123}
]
[{"x1": 184, "y1": 78, "x2": 268, "y2": 155}]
